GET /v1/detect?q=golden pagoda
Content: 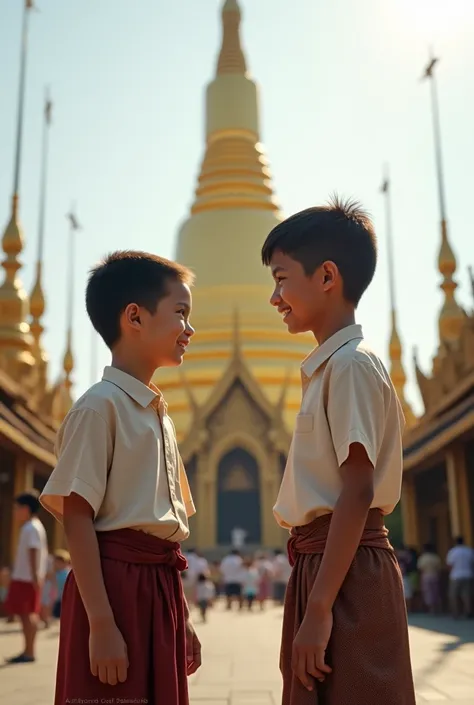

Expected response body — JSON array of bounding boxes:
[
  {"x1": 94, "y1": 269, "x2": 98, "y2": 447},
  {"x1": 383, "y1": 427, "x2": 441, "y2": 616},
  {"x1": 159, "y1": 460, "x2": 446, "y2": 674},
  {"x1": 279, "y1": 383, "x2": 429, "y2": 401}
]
[{"x1": 155, "y1": 0, "x2": 312, "y2": 551}]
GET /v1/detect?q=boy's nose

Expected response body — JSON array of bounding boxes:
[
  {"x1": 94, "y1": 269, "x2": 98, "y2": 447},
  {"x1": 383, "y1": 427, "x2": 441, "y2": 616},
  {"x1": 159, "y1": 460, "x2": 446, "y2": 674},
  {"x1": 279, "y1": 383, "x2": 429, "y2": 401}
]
[{"x1": 270, "y1": 290, "x2": 281, "y2": 307}]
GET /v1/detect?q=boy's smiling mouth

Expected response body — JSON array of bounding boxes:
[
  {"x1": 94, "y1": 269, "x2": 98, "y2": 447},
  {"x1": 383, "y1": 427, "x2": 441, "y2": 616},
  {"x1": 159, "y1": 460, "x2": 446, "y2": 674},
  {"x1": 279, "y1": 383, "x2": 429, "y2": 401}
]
[{"x1": 279, "y1": 306, "x2": 292, "y2": 320}]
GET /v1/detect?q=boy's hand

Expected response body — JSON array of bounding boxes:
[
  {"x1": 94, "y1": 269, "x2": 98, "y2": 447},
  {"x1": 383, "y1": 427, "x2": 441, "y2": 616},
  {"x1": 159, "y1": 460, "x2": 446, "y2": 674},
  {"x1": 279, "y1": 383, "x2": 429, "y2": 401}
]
[
  {"x1": 185, "y1": 620, "x2": 202, "y2": 675},
  {"x1": 292, "y1": 610, "x2": 333, "y2": 691},
  {"x1": 89, "y1": 619, "x2": 129, "y2": 685}
]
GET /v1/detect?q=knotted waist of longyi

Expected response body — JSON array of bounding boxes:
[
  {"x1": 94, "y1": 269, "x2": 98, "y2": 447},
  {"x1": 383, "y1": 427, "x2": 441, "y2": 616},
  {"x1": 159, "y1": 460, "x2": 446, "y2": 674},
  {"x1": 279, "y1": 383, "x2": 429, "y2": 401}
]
[
  {"x1": 287, "y1": 508, "x2": 392, "y2": 567},
  {"x1": 96, "y1": 528, "x2": 188, "y2": 571}
]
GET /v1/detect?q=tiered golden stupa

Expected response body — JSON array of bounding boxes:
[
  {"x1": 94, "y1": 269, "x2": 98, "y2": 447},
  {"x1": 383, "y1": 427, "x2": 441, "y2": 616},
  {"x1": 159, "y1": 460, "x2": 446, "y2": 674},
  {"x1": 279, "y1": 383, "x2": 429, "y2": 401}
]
[{"x1": 156, "y1": 0, "x2": 313, "y2": 551}]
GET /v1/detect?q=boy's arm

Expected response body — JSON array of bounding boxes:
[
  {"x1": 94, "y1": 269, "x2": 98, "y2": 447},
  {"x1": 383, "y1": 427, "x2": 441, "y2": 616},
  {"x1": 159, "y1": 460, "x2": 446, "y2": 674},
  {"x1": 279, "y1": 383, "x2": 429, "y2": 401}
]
[
  {"x1": 63, "y1": 493, "x2": 114, "y2": 625},
  {"x1": 28, "y1": 548, "x2": 39, "y2": 588},
  {"x1": 25, "y1": 524, "x2": 43, "y2": 588},
  {"x1": 40, "y1": 408, "x2": 128, "y2": 685},
  {"x1": 307, "y1": 442, "x2": 374, "y2": 613}
]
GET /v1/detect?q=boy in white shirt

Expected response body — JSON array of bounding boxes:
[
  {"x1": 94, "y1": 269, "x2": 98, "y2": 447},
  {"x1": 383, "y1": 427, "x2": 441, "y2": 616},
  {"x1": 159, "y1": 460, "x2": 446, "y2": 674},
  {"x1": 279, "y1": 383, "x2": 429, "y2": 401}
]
[
  {"x1": 5, "y1": 490, "x2": 48, "y2": 663},
  {"x1": 261, "y1": 198, "x2": 415, "y2": 704}
]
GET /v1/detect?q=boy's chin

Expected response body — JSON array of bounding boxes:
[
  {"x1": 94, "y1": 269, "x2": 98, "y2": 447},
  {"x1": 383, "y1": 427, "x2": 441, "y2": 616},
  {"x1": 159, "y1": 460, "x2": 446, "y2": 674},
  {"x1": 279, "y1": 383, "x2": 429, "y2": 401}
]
[
  {"x1": 285, "y1": 318, "x2": 309, "y2": 335},
  {"x1": 159, "y1": 351, "x2": 186, "y2": 367}
]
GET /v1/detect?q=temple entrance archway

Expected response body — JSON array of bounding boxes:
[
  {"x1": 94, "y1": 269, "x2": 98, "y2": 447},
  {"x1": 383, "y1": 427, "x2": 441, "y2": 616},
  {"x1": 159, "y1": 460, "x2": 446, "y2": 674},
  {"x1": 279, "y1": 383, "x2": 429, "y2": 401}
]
[{"x1": 217, "y1": 447, "x2": 261, "y2": 545}]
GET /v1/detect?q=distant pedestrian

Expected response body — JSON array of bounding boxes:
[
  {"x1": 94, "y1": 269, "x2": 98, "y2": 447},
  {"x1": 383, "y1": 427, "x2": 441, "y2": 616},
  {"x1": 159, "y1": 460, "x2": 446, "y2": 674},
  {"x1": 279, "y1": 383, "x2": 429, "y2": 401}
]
[
  {"x1": 40, "y1": 554, "x2": 56, "y2": 628},
  {"x1": 447, "y1": 536, "x2": 474, "y2": 618},
  {"x1": 195, "y1": 573, "x2": 215, "y2": 623},
  {"x1": 417, "y1": 544, "x2": 442, "y2": 614},
  {"x1": 242, "y1": 559, "x2": 260, "y2": 610},
  {"x1": 4, "y1": 490, "x2": 48, "y2": 663},
  {"x1": 52, "y1": 550, "x2": 71, "y2": 619},
  {"x1": 220, "y1": 550, "x2": 244, "y2": 610},
  {"x1": 272, "y1": 549, "x2": 292, "y2": 605}
]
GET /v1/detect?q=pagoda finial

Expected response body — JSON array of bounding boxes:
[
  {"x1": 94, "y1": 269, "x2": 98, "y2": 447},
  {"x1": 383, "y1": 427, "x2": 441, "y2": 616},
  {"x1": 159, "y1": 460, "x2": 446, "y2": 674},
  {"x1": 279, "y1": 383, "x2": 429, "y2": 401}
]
[
  {"x1": 217, "y1": 0, "x2": 246, "y2": 75},
  {"x1": 0, "y1": 1, "x2": 36, "y2": 377},
  {"x1": 422, "y1": 51, "x2": 464, "y2": 346},
  {"x1": 57, "y1": 206, "x2": 80, "y2": 419},
  {"x1": 189, "y1": 1, "x2": 279, "y2": 216},
  {"x1": 30, "y1": 88, "x2": 53, "y2": 376},
  {"x1": 381, "y1": 166, "x2": 416, "y2": 427}
]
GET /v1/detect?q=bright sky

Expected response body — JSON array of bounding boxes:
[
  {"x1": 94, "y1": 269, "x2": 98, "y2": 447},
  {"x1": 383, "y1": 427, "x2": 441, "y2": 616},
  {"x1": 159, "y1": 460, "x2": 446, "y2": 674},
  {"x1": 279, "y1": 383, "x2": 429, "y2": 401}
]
[{"x1": 1, "y1": 0, "x2": 473, "y2": 416}]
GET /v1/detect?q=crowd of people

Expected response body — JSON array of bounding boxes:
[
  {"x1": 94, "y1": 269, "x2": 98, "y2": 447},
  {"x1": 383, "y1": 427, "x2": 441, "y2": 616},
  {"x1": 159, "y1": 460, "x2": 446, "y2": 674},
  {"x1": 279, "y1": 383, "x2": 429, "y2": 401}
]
[
  {"x1": 181, "y1": 548, "x2": 293, "y2": 621},
  {"x1": 396, "y1": 536, "x2": 474, "y2": 618}
]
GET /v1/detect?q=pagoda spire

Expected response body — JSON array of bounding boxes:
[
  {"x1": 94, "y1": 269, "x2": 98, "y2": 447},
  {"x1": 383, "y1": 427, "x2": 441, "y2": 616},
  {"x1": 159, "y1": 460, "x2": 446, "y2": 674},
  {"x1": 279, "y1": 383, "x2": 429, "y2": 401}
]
[
  {"x1": 189, "y1": 0, "x2": 279, "y2": 216},
  {"x1": 0, "y1": 1, "x2": 36, "y2": 377},
  {"x1": 217, "y1": 0, "x2": 246, "y2": 75},
  {"x1": 54, "y1": 208, "x2": 80, "y2": 422},
  {"x1": 422, "y1": 51, "x2": 464, "y2": 347},
  {"x1": 381, "y1": 166, "x2": 415, "y2": 427},
  {"x1": 30, "y1": 88, "x2": 53, "y2": 380}
]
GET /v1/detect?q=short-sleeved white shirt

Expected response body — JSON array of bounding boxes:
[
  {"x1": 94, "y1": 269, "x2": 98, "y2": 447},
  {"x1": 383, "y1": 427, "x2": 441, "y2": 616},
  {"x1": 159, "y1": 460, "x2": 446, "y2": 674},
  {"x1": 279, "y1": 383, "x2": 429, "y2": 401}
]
[
  {"x1": 12, "y1": 518, "x2": 49, "y2": 583},
  {"x1": 40, "y1": 366, "x2": 195, "y2": 542},
  {"x1": 274, "y1": 324, "x2": 405, "y2": 529},
  {"x1": 446, "y1": 545, "x2": 474, "y2": 580}
]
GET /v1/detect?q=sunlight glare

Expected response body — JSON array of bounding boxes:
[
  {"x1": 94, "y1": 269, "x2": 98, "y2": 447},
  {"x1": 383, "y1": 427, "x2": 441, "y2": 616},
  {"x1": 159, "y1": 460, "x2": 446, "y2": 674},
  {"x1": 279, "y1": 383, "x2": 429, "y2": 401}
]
[{"x1": 400, "y1": 0, "x2": 471, "y2": 42}]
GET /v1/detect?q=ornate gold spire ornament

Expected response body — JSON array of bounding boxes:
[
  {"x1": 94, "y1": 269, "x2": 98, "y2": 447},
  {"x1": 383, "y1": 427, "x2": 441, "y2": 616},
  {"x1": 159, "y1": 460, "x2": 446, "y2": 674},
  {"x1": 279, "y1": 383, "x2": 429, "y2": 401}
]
[
  {"x1": 190, "y1": 0, "x2": 279, "y2": 215},
  {"x1": 422, "y1": 52, "x2": 464, "y2": 347},
  {"x1": 381, "y1": 167, "x2": 416, "y2": 427},
  {"x1": 54, "y1": 208, "x2": 80, "y2": 422},
  {"x1": 30, "y1": 89, "x2": 52, "y2": 381},
  {"x1": 0, "y1": 0, "x2": 36, "y2": 377}
]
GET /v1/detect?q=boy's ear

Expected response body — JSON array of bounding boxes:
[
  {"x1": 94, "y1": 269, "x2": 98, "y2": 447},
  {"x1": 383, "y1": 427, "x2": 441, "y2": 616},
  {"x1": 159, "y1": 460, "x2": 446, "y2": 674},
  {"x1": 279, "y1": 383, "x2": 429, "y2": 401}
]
[
  {"x1": 321, "y1": 261, "x2": 338, "y2": 290},
  {"x1": 123, "y1": 303, "x2": 141, "y2": 329}
]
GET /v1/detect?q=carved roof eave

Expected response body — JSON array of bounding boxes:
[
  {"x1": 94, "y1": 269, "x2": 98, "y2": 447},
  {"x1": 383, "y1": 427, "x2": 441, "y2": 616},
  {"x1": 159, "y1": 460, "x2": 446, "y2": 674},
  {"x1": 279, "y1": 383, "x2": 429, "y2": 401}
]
[
  {"x1": 179, "y1": 353, "x2": 291, "y2": 462},
  {"x1": 403, "y1": 390, "x2": 474, "y2": 472},
  {"x1": 413, "y1": 310, "x2": 474, "y2": 421}
]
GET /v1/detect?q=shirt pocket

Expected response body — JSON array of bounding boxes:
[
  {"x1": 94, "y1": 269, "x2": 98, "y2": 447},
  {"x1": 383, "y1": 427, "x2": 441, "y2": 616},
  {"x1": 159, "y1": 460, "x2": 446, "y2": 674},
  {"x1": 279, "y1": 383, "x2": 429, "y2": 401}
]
[{"x1": 295, "y1": 413, "x2": 314, "y2": 433}]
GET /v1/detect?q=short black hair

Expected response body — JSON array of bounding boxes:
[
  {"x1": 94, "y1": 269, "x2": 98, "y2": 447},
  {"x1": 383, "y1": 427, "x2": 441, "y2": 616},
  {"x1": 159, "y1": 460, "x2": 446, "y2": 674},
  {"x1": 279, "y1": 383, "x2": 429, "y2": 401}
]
[
  {"x1": 15, "y1": 490, "x2": 40, "y2": 515},
  {"x1": 455, "y1": 536, "x2": 464, "y2": 545},
  {"x1": 86, "y1": 250, "x2": 194, "y2": 348},
  {"x1": 261, "y1": 196, "x2": 377, "y2": 305}
]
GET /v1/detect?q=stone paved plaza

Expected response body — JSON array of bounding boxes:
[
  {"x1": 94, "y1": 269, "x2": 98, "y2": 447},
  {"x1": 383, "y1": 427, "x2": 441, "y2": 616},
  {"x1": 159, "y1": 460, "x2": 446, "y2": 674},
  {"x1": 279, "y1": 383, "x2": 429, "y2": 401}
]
[{"x1": 1, "y1": 604, "x2": 474, "y2": 704}]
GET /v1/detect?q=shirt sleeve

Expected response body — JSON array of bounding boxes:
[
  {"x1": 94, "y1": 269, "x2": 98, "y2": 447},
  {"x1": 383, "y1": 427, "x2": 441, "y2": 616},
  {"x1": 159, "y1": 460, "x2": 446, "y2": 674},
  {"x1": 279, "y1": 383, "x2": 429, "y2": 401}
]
[
  {"x1": 178, "y1": 454, "x2": 196, "y2": 518},
  {"x1": 24, "y1": 524, "x2": 42, "y2": 550},
  {"x1": 40, "y1": 407, "x2": 113, "y2": 522},
  {"x1": 327, "y1": 358, "x2": 387, "y2": 468}
]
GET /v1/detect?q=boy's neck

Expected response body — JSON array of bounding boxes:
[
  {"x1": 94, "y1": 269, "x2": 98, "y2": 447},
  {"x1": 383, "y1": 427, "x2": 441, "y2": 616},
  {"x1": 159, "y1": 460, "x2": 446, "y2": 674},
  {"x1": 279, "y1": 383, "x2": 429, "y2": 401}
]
[
  {"x1": 311, "y1": 309, "x2": 356, "y2": 346},
  {"x1": 110, "y1": 351, "x2": 155, "y2": 387}
]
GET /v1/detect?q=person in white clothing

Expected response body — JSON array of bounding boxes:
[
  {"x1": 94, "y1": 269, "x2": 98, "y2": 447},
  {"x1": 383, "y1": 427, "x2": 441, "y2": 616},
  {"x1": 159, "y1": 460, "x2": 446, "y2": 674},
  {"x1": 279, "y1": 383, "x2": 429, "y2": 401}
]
[
  {"x1": 184, "y1": 549, "x2": 209, "y2": 606},
  {"x1": 272, "y1": 549, "x2": 292, "y2": 605},
  {"x1": 220, "y1": 550, "x2": 244, "y2": 610},
  {"x1": 446, "y1": 536, "x2": 474, "y2": 618},
  {"x1": 242, "y1": 559, "x2": 260, "y2": 610},
  {"x1": 4, "y1": 491, "x2": 48, "y2": 663},
  {"x1": 195, "y1": 573, "x2": 215, "y2": 622}
]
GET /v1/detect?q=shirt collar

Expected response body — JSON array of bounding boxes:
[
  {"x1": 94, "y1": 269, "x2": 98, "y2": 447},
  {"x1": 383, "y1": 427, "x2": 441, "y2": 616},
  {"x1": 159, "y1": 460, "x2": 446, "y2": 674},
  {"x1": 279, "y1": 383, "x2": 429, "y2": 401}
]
[
  {"x1": 102, "y1": 366, "x2": 167, "y2": 413},
  {"x1": 301, "y1": 324, "x2": 364, "y2": 379}
]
